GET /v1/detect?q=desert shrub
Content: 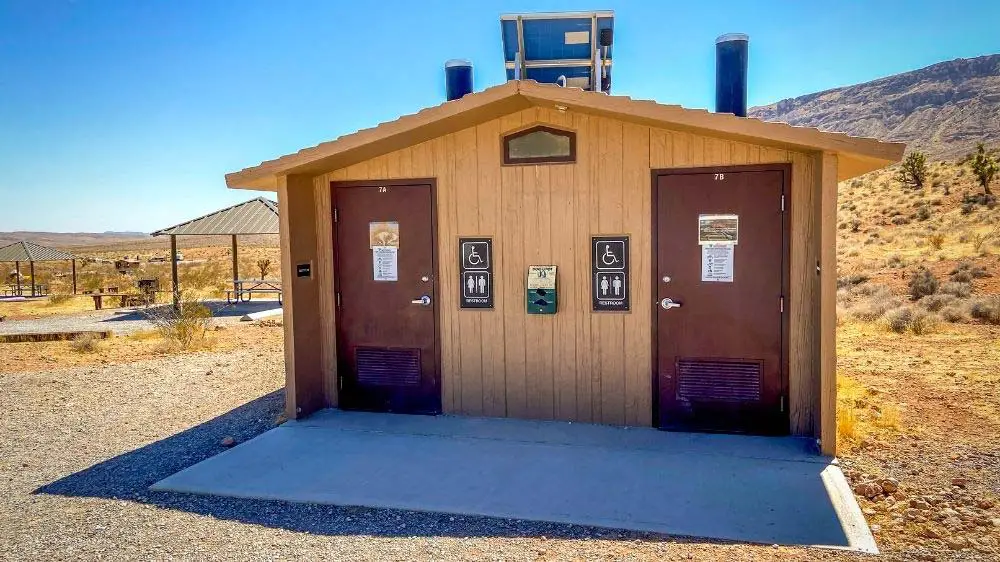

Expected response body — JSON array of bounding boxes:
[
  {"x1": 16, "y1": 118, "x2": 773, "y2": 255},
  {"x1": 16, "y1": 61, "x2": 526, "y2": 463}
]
[
  {"x1": 851, "y1": 219, "x2": 861, "y2": 233},
  {"x1": 907, "y1": 267, "x2": 938, "y2": 300},
  {"x1": 885, "y1": 306, "x2": 914, "y2": 333},
  {"x1": 144, "y1": 294, "x2": 213, "y2": 350},
  {"x1": 886, "y1": 255, "x2": 906, "y2": 269},
  {"x1": 849, "y1": 284, "x2": 902, "y2": 322},
  {"x1": 917, "y1": 293, "x2": 958, "y2": 312},
  {"x1": 939, "y1": 281, "x2": 972, "y2": 298},
  {"x1": 927, "y1": 233, "x2": 945, "y2": 250},
  {"x1": 891, "y1": 216, "x2": 911, "y2": 226},
  {"x1": 46, "y1": 293, "x2": 73, "y2": 306},
  {"x1": 837, "y1": 273, "x2": 870, "y2": 289},
  {"x1": 256, "y1": 259, "x2": 273, "y2": 279},
  {"x1": 70, "y1": 333, "x2": 101, "y2": 353},
  {"x1": 940, "y1": 306, "x2": 967, "y2": 323},
  {"x1": 970, "y1": 142, "x2": 997, "y2": 195},
  {"x1": 914, "y1": 206, "x2": 931, "y2": 221},
  {"x1": 909, "y1": 310, "x2": 939, "y2": 335},
  {"x1": 178, "y1": 260, "x2": 225, "y2": 292},
  {"x1": 950, "y1": 261, "x2": 989, "y2": 281},
  {"x1": 969, "y1": 296, "x2": 1000, "y2": 325},
  {"x1": 897, "y1": 151, "x2": 928, "y2": 190},
  {"x1": 970, "y1": 233, "x2": 990, "y2": 253}
]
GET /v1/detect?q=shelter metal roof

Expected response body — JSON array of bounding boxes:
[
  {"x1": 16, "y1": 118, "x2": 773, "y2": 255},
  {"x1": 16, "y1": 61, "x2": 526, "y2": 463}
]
[
  {"x1": 0, "y1": 240, "x2": 77, "y2": 262},
  {"x1": 151, "y1": 197, "x2": 279, "y2": 236}
]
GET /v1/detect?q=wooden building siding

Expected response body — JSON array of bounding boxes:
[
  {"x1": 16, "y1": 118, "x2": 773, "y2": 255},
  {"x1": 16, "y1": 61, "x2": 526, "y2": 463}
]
[{"x1": 308, "y1": 106, "x2": 823, "y2": 435}]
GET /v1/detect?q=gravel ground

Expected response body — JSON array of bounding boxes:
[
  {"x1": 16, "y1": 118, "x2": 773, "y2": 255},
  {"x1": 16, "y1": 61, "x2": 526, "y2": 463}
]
[
  {"x1": 0, "y1": 300, "x2": 280, "y2": 336},
  {"x1": 0, "y1": 335, "x2": 865, "y2": 561}
]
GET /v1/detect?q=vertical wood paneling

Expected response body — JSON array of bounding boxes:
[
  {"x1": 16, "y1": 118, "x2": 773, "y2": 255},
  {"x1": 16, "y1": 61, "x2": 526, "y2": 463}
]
[
  {"x1": 453, "y1": 126, "x2": 483, "y2": 415},
  {"x1": 622, "y1": 122, "x2": 650, "y2": 426},
  {"x1": 313, "y1": 177, "x2": 338, "y2": 407},
  {"x1": 572, "y1": 112, "x2": 594, "y2": 422},
  {"x1": 475, "y1": 119, "x2": 506, "y2": 417},
  {"x1": 597, "y1": 116, "x2": 626, "y2": 425},
  {"x1": 317, "y1": 109, "x2": 824, "y2": 435},
  {"x1": 819, "y1": 152, "x2": 839, "y2": 454},
  {"x1": 788, "y1": 152, "x2": 817, "y2": 435},
  {"x1": 499, "y1": 112, "x2": 527, "y2": 418}
]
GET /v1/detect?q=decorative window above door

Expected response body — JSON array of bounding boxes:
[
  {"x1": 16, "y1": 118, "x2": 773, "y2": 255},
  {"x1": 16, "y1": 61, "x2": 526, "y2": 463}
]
[{"x1": 503, "y1": 125, "x2": 576, "y2": 165}]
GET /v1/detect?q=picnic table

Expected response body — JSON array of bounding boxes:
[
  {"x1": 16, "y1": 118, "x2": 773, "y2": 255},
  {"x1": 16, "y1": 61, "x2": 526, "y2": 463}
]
[
  {"x1": 226, "y1": 279, "x2": 282, "y2": 304},
  {"x1": 89, "y1": 292, "x2": 153, "y2": 310}
]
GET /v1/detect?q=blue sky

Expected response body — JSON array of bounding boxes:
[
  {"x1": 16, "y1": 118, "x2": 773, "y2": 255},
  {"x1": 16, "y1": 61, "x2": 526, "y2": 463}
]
[{"x1": 1, "y1": 1, "x2": 998, "y2": 233}]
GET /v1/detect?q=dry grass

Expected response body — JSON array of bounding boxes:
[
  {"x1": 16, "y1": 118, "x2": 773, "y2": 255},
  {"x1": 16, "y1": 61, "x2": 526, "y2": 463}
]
[
  {"x1": 68, "y1": 333, "x2": 102, "y2": 353},
  {"x1": 836, "y1": 372, "x2": 903, "y2": 452}
]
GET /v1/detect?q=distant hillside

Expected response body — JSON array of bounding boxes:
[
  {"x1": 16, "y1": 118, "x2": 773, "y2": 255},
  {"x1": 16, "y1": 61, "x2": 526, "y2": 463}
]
[
  {"x1": 0, "y1": 231, "x2": 151, "y2": 249},
  {"x1": 750, "y1": 54, "x2": 1000, "y2": 160}
]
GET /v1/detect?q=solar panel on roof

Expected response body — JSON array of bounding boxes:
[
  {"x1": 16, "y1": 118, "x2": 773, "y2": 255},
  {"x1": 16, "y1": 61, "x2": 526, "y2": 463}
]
[{"x1": 500, "y1": 11, "x2": 615, "y2": 93}]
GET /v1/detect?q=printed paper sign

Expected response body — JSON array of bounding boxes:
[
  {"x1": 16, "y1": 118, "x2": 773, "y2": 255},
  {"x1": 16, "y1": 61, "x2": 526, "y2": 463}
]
[
  {"x1": 698, "y1": 214, "x2": 738, "y2": 245},
  {"x1": 527, "y1": 265, "x2": 557, "y2": 290},
  {"x1": 372, "y1": 246, "x2": 398, "y2": 281},
  {"x1": 701, "y1": 243, "x2": 734, "y2": 282},
  {"x1": 369, "y1": 221, "x2": 400, "y2": 248}
]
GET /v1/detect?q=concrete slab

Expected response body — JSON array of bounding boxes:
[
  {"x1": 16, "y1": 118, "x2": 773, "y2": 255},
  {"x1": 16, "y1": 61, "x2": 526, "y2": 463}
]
[
  {"x1": 152, "y1": 410, "x2": 876, "y2": 553},
  {"x1": 240, "y1": 307, "x2": 282, "y2": 321}
]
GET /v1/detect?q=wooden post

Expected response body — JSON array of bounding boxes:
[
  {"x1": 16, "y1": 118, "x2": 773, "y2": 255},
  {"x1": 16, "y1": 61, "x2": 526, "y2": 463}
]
[
  {"x1": 170, "y1": 235, "x2": 180, "y2": 308},
  {"x1": 819, "y1": 152, "x2": 839, "y2": 456},
  {"x1": 231, "y1": 234, "x2": 239, "y2": 295},
  {"x1": 71, "y1": 259, "x2": 77, "y2": 294},
  {"x1": 29, "y1": 261, "x2": 35, "y2": 297},
  {"x1": 14, "y1": 261, "x2": 21, "y2": 296}
]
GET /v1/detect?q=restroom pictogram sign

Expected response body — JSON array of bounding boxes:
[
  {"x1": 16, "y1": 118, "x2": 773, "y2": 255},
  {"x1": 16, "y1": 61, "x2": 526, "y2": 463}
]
[
  {"x1": 592, "y1": 236, "x2": 629, "y2": 311},
  {"x1": 459, "y1": 237, "x2": 493, "y2": 309}
]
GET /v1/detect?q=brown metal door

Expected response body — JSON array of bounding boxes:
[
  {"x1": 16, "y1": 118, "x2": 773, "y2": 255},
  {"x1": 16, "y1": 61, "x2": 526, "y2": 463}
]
[
  {"x1": 654, "y1": 167, "x2": 788, "y2": 434},
  {"x1": 333, "y1": 181, "x2": 440, "y2": 414}
]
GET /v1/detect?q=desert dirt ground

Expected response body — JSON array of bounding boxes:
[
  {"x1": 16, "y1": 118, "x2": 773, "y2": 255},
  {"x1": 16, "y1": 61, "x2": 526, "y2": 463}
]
[{"x1": 0, "y1": 313, "x2": 997, "y2": 560}]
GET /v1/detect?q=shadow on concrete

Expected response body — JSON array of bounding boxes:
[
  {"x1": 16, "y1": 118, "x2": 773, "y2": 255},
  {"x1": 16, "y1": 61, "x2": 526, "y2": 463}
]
[
  {"x1": 34, "y1": 390, "x2": 687, "y2": 542},
  {"x1": 100, "y1": 300, "x2": 281, "y2": 323}
]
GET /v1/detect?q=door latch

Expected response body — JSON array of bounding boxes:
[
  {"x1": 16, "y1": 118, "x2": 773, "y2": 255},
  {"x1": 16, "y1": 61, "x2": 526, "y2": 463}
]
[
  {"x1": 411, "y1": 295, "x2": 432, "y2": 306},
  {"x1": 659, "y1": 297, "x2": 682, "y2": 310}
]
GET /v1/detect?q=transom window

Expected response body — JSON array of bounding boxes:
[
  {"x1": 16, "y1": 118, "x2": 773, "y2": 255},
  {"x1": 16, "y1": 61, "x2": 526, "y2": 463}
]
[{"x1": 503, "y1": 125, "x2": 576, "y2": 165}]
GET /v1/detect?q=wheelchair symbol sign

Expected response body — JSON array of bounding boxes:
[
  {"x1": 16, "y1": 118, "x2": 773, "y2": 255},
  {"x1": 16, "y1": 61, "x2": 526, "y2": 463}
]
[
  {"x1": 461, "y1": 241, "x2": 490, "y2": 270},
  {"x1": 594, "y1": 240, "x2": 626, "y2": 270}
]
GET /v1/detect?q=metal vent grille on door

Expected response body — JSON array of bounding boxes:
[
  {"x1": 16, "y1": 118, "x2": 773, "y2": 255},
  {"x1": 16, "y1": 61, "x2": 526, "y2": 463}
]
[
  {"x1": 355, "y1": 347, "x2": 421, "y2": 386},
  {"x1": 676, "y1": 358, "x2": 762, "y2": 402}
]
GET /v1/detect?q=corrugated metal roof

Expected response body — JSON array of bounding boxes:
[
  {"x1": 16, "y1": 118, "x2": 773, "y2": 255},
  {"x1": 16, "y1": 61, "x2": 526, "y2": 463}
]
[
  {"x1": 151, "y1": 197, "x2": 279, "y2": 236},
  {"x1": 0, "y1": 240, "x2": 77, "y2": 262}
]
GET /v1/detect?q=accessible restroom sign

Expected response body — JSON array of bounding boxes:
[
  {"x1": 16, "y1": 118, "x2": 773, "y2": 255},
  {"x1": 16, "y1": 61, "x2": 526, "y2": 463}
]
[
  {"x1": 459, "y1": 237, "x2": 493, "y2": 309},
  {"x1": 592, "y1": 236, "x2": 629, "y2": 311}
]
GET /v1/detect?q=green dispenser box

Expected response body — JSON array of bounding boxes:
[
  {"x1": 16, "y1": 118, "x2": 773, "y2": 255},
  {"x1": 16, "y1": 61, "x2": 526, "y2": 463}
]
[{"x1": 526, "y1": 265, "x2": 557, "y2": 314}]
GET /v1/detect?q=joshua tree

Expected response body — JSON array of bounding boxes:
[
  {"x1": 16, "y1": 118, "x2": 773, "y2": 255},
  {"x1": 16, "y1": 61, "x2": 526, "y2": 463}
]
[
  {"x1": 256, "y1": 259, "x2": 271, "y2": 280},
  {"x1": 970, "y1": 143, "x2": 997, "y2": 195},
  {"x1": 897, "y1": 151, "x2": 928, "y2": 190}
]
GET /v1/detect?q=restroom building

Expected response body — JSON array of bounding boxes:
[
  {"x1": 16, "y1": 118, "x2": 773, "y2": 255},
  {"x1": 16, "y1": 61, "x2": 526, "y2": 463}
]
[{"x1": 225, "y1": 14, "x2": 903, "y2": 455}]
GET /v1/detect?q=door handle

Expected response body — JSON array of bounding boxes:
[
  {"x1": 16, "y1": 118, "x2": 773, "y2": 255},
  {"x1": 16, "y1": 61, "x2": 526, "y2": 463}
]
[
  {"x1": 660, "y1": 297, "x2": 682, "y2": 310},
  {"x1": 411, "y1": 295, "x2": 432, "y2": 306}
]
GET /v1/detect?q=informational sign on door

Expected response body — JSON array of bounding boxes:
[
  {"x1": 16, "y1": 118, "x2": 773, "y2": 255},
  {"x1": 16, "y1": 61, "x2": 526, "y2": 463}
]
[
  {"x1": 701, "y1": 243, "x2": 734, "y2": 282},
  {"x1": 698, "y1": 214, "x2": 738, "y2": 245},
  {"x1": 591, "y1": 236, "x2": 629, "y2": 311},
  {"x1": 372, "y1": 246, "x2": 398, "y2": 281},
  {"x1": 459, "y1": 237, "x2": 493, "y2": 308}
]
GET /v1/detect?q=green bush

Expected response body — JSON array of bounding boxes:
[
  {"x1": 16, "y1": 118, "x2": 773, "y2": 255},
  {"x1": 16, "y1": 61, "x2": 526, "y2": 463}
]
[
  {"x1": 143, "y1": 294, "x2": 214, "y2": 350},
  {"x1": 907, "y1": 267, "x2": 939, "y2": 300},
  {"x1": 970, "y1": 142, "x2": 997, "y2": 195},
  {"x1": 898, "y1": 151, "x2": 928, "y2": 190}
]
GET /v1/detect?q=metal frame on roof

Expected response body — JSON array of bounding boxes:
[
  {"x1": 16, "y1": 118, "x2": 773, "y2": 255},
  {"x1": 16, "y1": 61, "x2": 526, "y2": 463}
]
[
  {"x1": 151, "y1": 197, "x2": 279, "y2": 237},
  {"x1": 0, "y1": 241, "x2": 78, "y2": 297},
  {"x1": 150, "y1": 196, "x2": 280, "y2": 308}
]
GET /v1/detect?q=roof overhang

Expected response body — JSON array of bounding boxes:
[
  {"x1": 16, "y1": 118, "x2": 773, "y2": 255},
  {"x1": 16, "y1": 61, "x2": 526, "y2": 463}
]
[{"x1": 226, "y1": 80, "x2": 905, "y2": 191}]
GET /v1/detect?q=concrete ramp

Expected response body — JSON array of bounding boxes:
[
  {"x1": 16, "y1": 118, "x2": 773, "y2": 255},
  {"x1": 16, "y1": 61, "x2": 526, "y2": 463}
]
[{"x1": 152, "y1": 410, "x2": 876, "y2": 553}]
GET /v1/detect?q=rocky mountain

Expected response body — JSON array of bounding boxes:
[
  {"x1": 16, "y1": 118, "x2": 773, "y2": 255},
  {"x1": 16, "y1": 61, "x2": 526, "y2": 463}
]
[
  {"x1": 0, "y1": 231, "x2": 151, "y2": 248},
  {"x1": 749, "y1": 54, "x2": 1000, "y2": 160}
]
